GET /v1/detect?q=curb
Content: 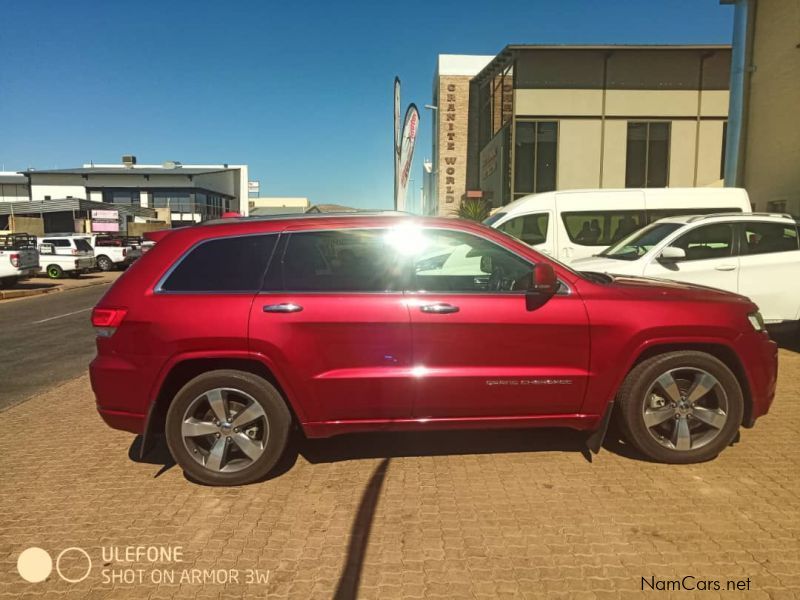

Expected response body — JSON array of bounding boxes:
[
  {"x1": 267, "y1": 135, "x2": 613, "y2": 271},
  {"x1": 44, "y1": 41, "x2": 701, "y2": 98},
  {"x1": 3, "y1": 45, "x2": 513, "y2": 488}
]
[{"x1": 0, "y1": 278, "x2": 112, "y2": 301}]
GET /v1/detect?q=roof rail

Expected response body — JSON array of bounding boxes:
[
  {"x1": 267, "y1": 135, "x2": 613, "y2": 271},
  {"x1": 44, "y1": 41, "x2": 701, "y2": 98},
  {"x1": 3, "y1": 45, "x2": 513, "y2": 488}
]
[
  {"x1": 200, "y1": 210, "x2": 410, "y2": 226},
  {"x1": 686, "y1": 212, "x2": 794, "y2": 222}
]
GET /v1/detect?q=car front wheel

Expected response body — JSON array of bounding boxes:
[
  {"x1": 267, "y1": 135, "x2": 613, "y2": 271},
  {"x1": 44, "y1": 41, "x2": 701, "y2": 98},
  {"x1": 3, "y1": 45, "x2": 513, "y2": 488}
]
[
  {"x1": 165, "y1": 369, "x2": 291, "y2": 486},
  {"x1": 46, "y1": 265, "x2": 63, "y2": 279},
  {"x1": 617, "y1": 351, "x2": 743, "y2": 463}
]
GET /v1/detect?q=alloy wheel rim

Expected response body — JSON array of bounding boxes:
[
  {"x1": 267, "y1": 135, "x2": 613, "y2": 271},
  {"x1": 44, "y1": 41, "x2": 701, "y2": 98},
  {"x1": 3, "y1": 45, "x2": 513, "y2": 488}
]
[
  {"x1": 181, "y1": 387, "x2": 269, "y2": 473},
  {"x1": 642, "y1": 367, "x2": 728, "y2": 452}
]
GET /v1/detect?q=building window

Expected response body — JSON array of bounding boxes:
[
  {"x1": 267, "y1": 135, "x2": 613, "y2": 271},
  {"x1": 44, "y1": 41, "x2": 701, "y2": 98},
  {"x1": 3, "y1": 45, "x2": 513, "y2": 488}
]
[
  {"x1": 102, "y1": 189, "x2": 140, "y2": 205},
  {"x1": 514, "y1": 121, "x2": 557, "y2": 198},
  {"x1": 720, "y1": 121, "x2": 727, "y2": 180},
  {"x1": 625, "y1": 122, "x2": 670, "y2": 188}
]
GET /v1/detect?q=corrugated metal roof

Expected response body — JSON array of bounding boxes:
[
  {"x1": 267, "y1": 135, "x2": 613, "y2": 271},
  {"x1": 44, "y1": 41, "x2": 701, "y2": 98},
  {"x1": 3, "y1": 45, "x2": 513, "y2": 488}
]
[{"x1": 0, "y1": 198, "x2": 158, "y2": 218}]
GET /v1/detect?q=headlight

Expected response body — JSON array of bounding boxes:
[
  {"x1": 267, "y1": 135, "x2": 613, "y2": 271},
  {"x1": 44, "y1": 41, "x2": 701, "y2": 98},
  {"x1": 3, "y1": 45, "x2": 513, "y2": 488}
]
[{"x1": 747, "y1": 311, "x2": 766, "y2": 332}]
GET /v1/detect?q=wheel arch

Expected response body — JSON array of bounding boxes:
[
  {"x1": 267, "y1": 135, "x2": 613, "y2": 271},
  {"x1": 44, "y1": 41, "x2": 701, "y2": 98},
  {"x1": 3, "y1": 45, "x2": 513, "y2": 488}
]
[
  {"x1": 630, "y1": 342, "x2": 753, "y2": 427},
  {"x1": 140, "y1": 354, "x2": 305, "y2": 458}
]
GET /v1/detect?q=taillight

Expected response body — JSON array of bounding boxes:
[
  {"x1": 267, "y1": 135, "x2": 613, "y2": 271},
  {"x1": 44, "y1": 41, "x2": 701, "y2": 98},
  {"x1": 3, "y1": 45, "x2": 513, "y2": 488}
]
[
  {"x1": 91, "y1": 307, "x2": 127, "y2": 337},
  {"x1": 10, "y1": 253, "x2": 20, "y2": 268},
  {"x1": 71, "y1": 249, "x2": 78, "y2": 255}
]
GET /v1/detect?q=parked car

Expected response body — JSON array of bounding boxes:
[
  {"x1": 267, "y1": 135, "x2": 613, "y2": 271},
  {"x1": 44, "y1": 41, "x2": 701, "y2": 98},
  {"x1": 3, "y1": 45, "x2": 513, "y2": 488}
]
[
  {"x1": 484, "y1": 187, "x2": 752, "y2": 263},
  {"x1": 0, "y1": 233, "x2": 39, "y2": 288},
  {"x1": 38, "y1": 235, "x2": 96, "y2": 278},
  {"x1": 90, "y1": 214, "x2": 777, "y2": 485},
  {"x1": 572, "y1": 213, "x2": 800, "y2": 327},
  {"x1": 84, "y1": 234, "x2": 141, "y2": 271}
]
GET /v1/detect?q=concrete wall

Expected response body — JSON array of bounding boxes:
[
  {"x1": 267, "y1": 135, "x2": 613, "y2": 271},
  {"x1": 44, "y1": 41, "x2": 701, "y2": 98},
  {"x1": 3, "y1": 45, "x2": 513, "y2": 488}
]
[{"x1": 741, "y1": 0, "x2": 800, "y2": 211}]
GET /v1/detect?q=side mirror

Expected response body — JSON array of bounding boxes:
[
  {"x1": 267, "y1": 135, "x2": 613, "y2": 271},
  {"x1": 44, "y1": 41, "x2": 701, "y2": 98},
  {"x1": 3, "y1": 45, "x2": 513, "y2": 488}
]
[
  {"x1": 525, "y1": 263, "x2": 558, "y2": 311},
  {"x1": 658, "y1": 246, "x2": 686, "y2": 262}
]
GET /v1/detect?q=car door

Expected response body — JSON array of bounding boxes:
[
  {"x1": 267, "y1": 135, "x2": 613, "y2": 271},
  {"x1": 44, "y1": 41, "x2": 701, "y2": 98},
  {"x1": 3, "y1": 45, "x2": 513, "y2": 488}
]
[
  {"x1": 248, "y1": 228, "x2": 414, "y2": 425},
  {"x1": 643, "y1": 222, "x2": 739, "y2": 292},
  {"x1": 404, "y1": 227, "x2": 590, "y2": 419},
  {"x1": 736, "y1": 220, "x2": 800, "y2": 322}
]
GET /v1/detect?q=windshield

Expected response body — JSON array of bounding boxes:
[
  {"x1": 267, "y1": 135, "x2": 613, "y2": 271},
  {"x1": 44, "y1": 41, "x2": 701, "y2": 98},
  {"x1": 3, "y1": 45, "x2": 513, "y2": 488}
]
[
  {"x1": 482, "y1": 212, "x2": 507, "y2": 227},
  {"x1": 599, "y1": 222, "x2": 683, "y2": 260}
]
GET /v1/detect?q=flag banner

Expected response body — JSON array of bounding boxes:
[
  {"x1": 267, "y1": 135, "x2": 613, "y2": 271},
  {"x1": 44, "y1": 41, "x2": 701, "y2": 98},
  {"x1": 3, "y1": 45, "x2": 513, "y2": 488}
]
[{"x1": 396, "y1": 103, "x2": 420, "y2": 211}]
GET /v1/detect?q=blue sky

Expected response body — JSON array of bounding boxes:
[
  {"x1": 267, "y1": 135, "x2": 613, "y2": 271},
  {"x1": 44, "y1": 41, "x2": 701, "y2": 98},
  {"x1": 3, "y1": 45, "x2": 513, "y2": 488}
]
[{"x1": 0, "y1": 0, "x2": 733, "y2": 210}]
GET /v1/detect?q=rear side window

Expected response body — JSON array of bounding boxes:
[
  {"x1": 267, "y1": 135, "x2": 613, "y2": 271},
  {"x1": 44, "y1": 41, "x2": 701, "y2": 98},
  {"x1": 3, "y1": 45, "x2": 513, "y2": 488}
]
[
  {"x1": 274, "y1": 229, "x2": 405, "y2": 292},
  {"x1": 561, "y1": 211, "x2": 645, "y2": 246},
  {"x1": 74, "y1": 239, "x2": 93, "y2": 252},
  {"x1": 741, "y1": 222, "x2": 799, "y2": 255},
  {"x1": 161, "y1": 234, "x2": 277, "y2": 292},
  {"x1": 497, "y1": 213, "x2": 549, "y2": 245},
  {"x1": 44, "y1": 239, "x2": 70, "y2": 247}
]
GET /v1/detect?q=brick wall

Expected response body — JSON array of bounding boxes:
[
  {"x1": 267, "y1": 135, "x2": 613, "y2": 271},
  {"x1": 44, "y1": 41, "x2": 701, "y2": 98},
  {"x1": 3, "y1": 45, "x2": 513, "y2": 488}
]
[{"x1": 435, "y1": 75, "x2": 473, "y2": 216}]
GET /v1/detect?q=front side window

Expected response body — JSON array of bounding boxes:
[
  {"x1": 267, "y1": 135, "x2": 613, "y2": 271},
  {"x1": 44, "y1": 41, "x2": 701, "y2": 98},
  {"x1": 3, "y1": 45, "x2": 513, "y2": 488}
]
[
  {"x1": 601, "y1": 222, "x2": 683, "y2": 260},
  {"x1": 161, "y1": 234, "x2": 277, "y2": 292},
  {"x1": 410, "y1": 229, "x2": 532, "y2": 293},
  {"x1": 561, "y1": 211, "x2": 645, "y2": 246},
  {"x1": 669, "y1": 223, "x2": 734, "y2": 261},
  {"x1": 626, "y1": 122, "x2": 670, "y2": 188},
  {"x1": 741, "y1": 222, "x2": 799, "y2": 255},
  {"x1": 277, "y1": 229, "x2": 406, "y2": 292},
  {"x1": 497, "y1": 213, "x2": 549, "y2": 246},
  {"x1": 514, "y1": 121, "x2": 557, "y2": 197}
]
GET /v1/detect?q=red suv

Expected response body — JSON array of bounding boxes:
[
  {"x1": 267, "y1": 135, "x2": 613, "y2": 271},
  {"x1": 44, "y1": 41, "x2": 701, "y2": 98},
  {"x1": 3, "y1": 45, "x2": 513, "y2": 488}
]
[{"x1": 90, "y1": 214, "x2": 778, "y2": 485}]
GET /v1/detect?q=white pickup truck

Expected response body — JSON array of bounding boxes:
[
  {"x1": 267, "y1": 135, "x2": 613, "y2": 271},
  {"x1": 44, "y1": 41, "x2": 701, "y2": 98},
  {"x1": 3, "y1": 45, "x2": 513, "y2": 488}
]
[
  {"x1": 0, "y1": 234, "x2": 40, "y2": 288},
  {"x1": 38, "y1": 235, "x2": 96, "y2": 279},
  {"x1": 85, "y1": 234, "x2": 141, "y2": 271}
]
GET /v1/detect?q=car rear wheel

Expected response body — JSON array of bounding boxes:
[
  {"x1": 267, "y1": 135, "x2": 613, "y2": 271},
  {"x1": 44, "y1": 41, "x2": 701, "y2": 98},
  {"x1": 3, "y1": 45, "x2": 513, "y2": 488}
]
[
  {"x1": 165, "y1": 369, "x2": 291, "y2": 486},
  {"x1": 617, "y1": 351, "x2": 743, "y2": 463},
  {"x1": 96, "y1": 255, "x2": 113, "y2": 271},
  {"x1": 46, "y1": 265, "x2": 63, "y2": 279}
]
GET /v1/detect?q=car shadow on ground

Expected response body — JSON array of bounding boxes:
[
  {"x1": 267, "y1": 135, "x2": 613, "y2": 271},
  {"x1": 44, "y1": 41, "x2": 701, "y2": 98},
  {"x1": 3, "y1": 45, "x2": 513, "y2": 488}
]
[
  {"x1": 769, "y1": 326, "x2": 800, "y2": 354},
  {"x1": 128, "y1": 424, "x2": 664, "y2": 482}
]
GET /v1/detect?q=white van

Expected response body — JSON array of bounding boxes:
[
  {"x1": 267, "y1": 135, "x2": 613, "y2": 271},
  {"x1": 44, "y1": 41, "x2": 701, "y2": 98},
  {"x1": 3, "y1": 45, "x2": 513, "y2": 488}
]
[{"x1": 484, "y1": 188, "x2": 752, "y2": 264}]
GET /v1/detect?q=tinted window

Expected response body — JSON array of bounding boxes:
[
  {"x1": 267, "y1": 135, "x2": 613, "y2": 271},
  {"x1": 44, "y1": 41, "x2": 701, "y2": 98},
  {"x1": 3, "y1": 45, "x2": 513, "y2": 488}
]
[
  {"x1": 411, "y1": 229, "x2": 532, "y2": 293},
  {"x1": 514, "y1": 121, "x2": 558, "y2": 197},
  {"x1": 497, "y1": 213, "x2": 549, "y2": 245},
  {"x1": 741, "y1": 222, "x2": 799, "y2": 255},
  {"x1": 278, "y1": 229, "x2": 405, "y2": 292},
  {"x1": 44, "y1": 239, "x2": 70, "y2": 247},
  {"x1": 561, "y1": 211, "x2": 645, "y2": 246},
  {"x1": 162, "y1": 234, "x2": 277, "y2": 292},
  {"x1": 74, "y1": 238, "x2": 93, "y2": 252},
  {"x1": 670, "y1": 224, "x2": 734, "y2": 261},
  {"x1": 626, "y1": 122, "x2": 670, "y2": 188}
]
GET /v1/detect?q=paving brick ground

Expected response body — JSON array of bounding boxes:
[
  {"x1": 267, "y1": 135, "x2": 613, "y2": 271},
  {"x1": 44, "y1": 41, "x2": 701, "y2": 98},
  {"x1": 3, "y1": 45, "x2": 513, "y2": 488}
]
[{"x1": 1, "y1": 348, "x2": 799, "y2": 599}]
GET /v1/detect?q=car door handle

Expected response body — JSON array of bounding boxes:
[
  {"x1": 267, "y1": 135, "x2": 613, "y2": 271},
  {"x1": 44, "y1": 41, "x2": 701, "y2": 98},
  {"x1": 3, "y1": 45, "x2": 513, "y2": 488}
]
[
  {"x1": 714, "y1": 264, "x2": 737, "y2": 271},
  {"x1": 420, "y1": 303, "x2": 459, "y2": 314},
  {"x1": 263, "y1": 303, "x2": 303, "y2": 313}
]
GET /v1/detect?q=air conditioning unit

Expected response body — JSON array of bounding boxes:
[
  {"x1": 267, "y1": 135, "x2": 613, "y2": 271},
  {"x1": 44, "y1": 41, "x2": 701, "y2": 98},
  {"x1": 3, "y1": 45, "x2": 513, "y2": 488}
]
[{"x1": 122, "y1": 155, "x2": 137, "y2": 167}]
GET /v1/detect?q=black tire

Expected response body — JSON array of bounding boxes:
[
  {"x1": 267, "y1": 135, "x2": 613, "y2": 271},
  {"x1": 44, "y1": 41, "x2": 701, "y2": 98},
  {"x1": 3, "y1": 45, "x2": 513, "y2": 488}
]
[
  {"x1": 165, "y1": 369, "x2": 291, "y2": 486},
  {"x1": 46, "y1": 264, "x2": 63, "y2": 279},
  {"x1": 96, "y1": 255, "x2": 113, "y2": 271},
  {"x1": 617, "y1": 351, "x2": 743, "y2": 464}
]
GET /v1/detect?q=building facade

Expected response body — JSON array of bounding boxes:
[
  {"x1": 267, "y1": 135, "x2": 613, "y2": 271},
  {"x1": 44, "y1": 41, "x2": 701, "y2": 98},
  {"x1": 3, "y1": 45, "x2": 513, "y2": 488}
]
[
  {"x1": 430, "y1": 55, "x2": 493, "y2": 216},
  {"x1": 430, "y1": 46, "x2": 732, "y2": 215},
  {"x1": 723, "y1": 0, "x2": 800, "y2": 213}
]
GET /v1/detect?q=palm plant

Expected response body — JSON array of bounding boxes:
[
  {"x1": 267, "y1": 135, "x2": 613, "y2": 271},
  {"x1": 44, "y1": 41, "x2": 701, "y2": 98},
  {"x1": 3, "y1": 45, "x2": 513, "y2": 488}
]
[{"x1": 454, "y1": 198, "x2": 491, "y2": 222}]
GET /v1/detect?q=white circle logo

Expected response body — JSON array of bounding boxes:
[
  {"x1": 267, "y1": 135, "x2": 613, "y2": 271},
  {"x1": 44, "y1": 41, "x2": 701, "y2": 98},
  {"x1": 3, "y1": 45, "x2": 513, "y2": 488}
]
[
  {"x1": 17, "y1": 547, "x2": 53, "y2": 583},
  {"x1": 56, "y1": 547, "x2": 92, "y2": 583}
]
